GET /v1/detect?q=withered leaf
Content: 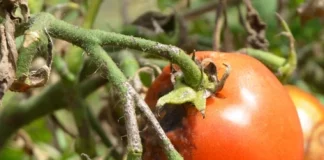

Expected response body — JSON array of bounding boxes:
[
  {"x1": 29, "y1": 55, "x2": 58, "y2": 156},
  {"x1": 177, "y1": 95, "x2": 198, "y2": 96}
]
[
  {"x1": 240, "y1": 0, "x2": 269, "y2": 50},
  {"x1": 0, "y1": 23, "x2": 16, "y2": 102},
  {"x1": 132, "y1": 11, "x2": 175, "y2": 34},
  {"x1": 0, "y1": 0, "x2": 30, "y2": 22}
]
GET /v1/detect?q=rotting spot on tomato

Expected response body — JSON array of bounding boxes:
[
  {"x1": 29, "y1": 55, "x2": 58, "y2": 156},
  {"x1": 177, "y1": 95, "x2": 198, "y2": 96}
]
[{"x1": 143, "y1": 51, "x2": 304, "y2": 160}]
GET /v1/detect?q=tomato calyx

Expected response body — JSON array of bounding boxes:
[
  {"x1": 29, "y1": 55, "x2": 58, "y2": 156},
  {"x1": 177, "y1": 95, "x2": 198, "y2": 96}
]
[{"x1": 156, "y1": 56, "x2": 231, "y2": 118}]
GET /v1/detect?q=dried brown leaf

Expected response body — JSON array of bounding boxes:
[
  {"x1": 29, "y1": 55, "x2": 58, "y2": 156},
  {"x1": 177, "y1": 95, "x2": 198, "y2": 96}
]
[
  {"x1": 132, "y1": 11, "x2": 175, "y2": 34},
  {"x1": 241, "y1": 0, "x2": 269, "y2": 50},
  {"x1": 0, "y1": 23, "x2": 16, "y2": 102},
  {"x1": 0, "y1": 0, "x2": 30, "y2": 22}
]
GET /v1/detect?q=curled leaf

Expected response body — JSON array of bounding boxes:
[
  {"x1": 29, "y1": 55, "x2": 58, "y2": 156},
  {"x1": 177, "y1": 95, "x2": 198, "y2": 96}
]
[
  {"x1": 156, "y1": 83, "x2": 207, "y2": 117},
  {"x1": 240, "y1": 0, "x2": 269, "y2": 50},
  {"x1": 0, "y1": 0, "x2": 30, "y2": 22},
  {"x1": 10, "y1": 28, "x2": 53, "y2": 92},
  {"x1": 157, "y1": 84, "x2": 196, "y2": 110}
]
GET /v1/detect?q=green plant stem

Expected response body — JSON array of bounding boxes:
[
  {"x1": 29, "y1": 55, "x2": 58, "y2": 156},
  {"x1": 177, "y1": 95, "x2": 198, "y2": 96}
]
[
  {"x1": 54, "y1": 54, "x2": 97, "y2": 157},
  {"x1": 16, "y1": 29, "x2": 49, "y2": 77},
  {"x1": 87, "y1": 45, "x2": 143, "y2": 158},
  {"x1": 25, "y1": 12, "x2": 201, "y2": 89},
  {"x1": 133, "y1": 90, "x2": 183, "y2": 160},
  {"x1": 275, "y1": 13, "x2": 297, "y2": 82},
  {"x1": 81, "y1": 44, "x2": 181, "y2": 159},
  {"x1": 0, "y1": 75, "x2": 107, "y2": 149},
  {"x1": 55, "y1": 55, "x2": 122, "y2": 157},
  {"x1": 13, "y1": 12, "x2": 190, "y2": 159},
  {"x1": 239, "y1": 48, "x2": 286, "y2": 71},
  {"x1": 53, "y1": 55, "x2": 76, "y2": 82},
  {"x1": 137, "y1": 57, "x2": 169, "y2": 68},
  {"x1": 82, "y1": 0, "x2": 102, "y2": 29},
  {"x1": 86, "y1": 107, "x2": 114, "y2": 150},
  {"x1": 65, "y1": 0, "x2": 103, "y2": 74},
  {"x1": 72, "y1": 96, "x2": 97, "y2": 158},
  {"x1": 110, "y1": 50, "x2": 140, "y2": 79}
]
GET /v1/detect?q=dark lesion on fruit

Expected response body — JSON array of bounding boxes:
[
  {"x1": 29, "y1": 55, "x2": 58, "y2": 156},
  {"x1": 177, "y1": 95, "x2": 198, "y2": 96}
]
[
  {"x1": 153, "y1": 77, "x2": 189, "y2": 132},
  {"x1": 159, "y1": 104, "x2": 187, "y2": 132}
]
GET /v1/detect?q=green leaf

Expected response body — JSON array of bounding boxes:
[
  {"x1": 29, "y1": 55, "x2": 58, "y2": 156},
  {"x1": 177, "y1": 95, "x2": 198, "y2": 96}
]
[
  {"x1": 0, "y1": 146, "x2": 26, "y2": 160},
  {"x1": 157, "y1": 85, "x2": 197, "y2": 108},
  {"x1": 157, "y1": 0, "x2": 180, "y2": 10},
  {"x1": 24, "y1": 118, "x2": 52, "y2": 143},
  {"x1": 156, "y1": 80, "x2": 207, "y2": 117},
  {"x1": 29, "y1": 0, "x2": 44, "y2": 14}
]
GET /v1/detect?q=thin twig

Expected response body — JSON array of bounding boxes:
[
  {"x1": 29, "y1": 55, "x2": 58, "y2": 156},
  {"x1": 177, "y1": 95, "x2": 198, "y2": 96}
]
[
  {"x1": 86, "y1": 106, "x2": 121, "y2": 158},
  {"x1": 183, "y1": 1, "x2": 219, "y2": 20},
  {"x1": 29, "y1": 13, "x2": 202, "y2": 89},
  {"x1": 221, "y1": 0, "x2": 234, "y2": 51},
  {"x1": 70, "y1": 91, "x2": 97, "y2": 157},
  {"x1": 15, "y1": 129, "x2": 34, "y2": 156},
  {"x1": 122, "y1": 83, "x2": 142, "y2": 158},
  {"x1": 131, "y1": 87, "x2": 182, "y2": 159},
  {"x1": 213, "y1": 0, "x2": 225, "y2": 51},
  {"x1": 121, "y1": 0, "x2": 130, "y2": 24},
  {"x1": 49, "y1": 114, "x2": 77, "y2": 138}
]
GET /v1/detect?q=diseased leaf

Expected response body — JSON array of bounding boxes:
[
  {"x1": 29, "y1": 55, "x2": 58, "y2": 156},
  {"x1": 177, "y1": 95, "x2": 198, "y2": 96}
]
[
  {"x1": 0, "y1": 21, "x2": 17, "y2": 103},
  {"x1": 241, "y1": 0, "x2": 269, "y2": 50},
  {"x1": 132, "y1": 11, "x2": 175, "y2": 35}
]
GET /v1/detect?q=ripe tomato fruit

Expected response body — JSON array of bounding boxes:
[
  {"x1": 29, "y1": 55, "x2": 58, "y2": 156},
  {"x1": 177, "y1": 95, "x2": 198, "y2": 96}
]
[
  {"x1": 285, "y1": 85, "x2": 324, "y2": 160},
  {"x1": 143, "y1": 51, "x2": 304, "y2": 160}
]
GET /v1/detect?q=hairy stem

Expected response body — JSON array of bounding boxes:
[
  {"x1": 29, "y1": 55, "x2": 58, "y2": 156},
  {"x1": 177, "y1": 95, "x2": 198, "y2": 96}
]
[
  {"x1": 12, "y1": 12, "x2": 188, "y2": 158},
  {"x1": 239, "y1": 48, "x2": 286, "y2": 70},
  {"x1": 25, "y1": 12, "x2": 201, "y2": 89},
  {"x1": 65, "y1": 0, "x2": 102, "y2": 74}
]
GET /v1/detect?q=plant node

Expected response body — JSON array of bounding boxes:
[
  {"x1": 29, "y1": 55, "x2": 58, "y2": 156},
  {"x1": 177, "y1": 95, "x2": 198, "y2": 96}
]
[{"x1": 156, "y1": 60, "x2": 231, "y2": 118}]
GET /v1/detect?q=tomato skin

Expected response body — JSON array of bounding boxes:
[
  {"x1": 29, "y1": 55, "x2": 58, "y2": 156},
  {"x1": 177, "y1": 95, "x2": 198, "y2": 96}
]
[
  {"x1": 285, "y1": 85, "x2": 324, "y2": 160},
  {"x1": 144, "y1": 51, "x2": 304, "y2": 160}
]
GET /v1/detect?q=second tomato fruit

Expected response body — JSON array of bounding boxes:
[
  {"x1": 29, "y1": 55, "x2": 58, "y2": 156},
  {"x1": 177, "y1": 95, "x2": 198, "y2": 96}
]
[{"x1": 285, "y1": 85, "x2": 324, "y2": 160}]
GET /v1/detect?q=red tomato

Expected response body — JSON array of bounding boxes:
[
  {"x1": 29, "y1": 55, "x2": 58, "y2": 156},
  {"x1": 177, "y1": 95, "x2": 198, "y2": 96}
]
[
  {"x1": 285, "y1": 85, "x2": 324, "y2": 160},
  {"x1": 143, "y1": 51, "x2": 304, "y2": 160}
]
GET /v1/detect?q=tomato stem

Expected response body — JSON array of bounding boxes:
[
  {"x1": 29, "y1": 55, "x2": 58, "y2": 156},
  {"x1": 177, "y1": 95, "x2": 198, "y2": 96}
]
[
  {"x1": 15, "y1": 13, "x2": 203, "y2": 90},
  {"x1": 13, "y1": 12, "x2": 186, "y2": 159},
  {"x1": 239, "y1": 14, "x2": 297, "y2": 82},
  {"x1": 239, "y1": 48, "x2": 286, "y2": 70},
  {"x1": 275, "y1": 13, "x2": 297, "y2": 82}
]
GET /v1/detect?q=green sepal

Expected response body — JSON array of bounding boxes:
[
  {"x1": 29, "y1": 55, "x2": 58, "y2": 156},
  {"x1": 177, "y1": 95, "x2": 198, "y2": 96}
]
[{"x1": 156, "y1": 78, "x2": 207, "y2": 117}]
